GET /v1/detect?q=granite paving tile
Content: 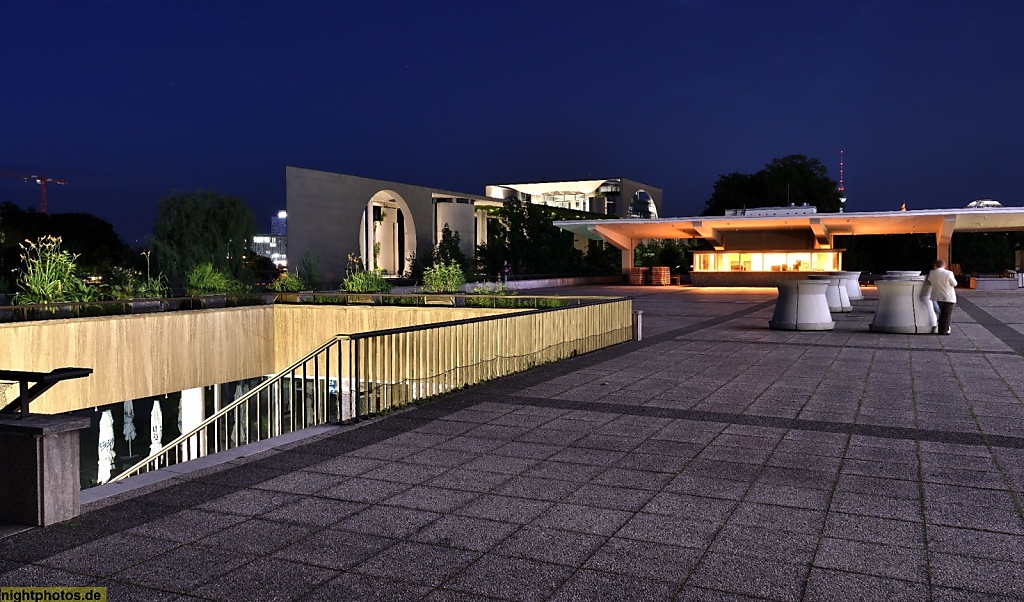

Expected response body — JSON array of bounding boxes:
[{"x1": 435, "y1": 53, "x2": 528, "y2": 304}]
[
  {"x1": 493, "y1": 525, "x2": 606, "y2": 567},
  {"x1": 380, "y1": 485, "x2": 480, "y2": 513},
  {"x1": 360, "y1": 460, "x2": 451, "y2": 484},
  {"x1": 665, "y1": 475, "x2": 750, "y2": 500},
  {"x1": 303, "y1": 455, "x2": 388, "y2": 477},
  {"x1": 195, "y1": 518, "x2": 314, "y2": 556},
  {"x1": 250, "y1": 469, "x2": 346, "y2": 494},
  {"x1": 442, "y1": 555, "x2": 574, "y2": 600},
  {"x1": 335, "y1": 505, "x2": 441, "y2": 538},
  {"x1": 548, "y1": 569, "x2": 679, "y2": 602},
  {"x1": 318, "y1": 476, "x2": 412, "y2": 503},
  {"x1": 114, "y1": 545, "x2": 251, "y2": 594},
  {"x1": 191, "y1": 557, "x2": 337, "y2": 602},
  {"x1": 709, "y1": 523, "x2": 819, "y2": 563},
  {"x1": 583, "y1": 536, "x2": 702, "y2": 583},
  {"x1": 410, "y1": 515, "x2": 520, "y2": 552},
  {"x1": 454, "y1": 494, "x2": 552, "y2": 524},
  {"x1": 125, "y1": 508, "x2": 248, "y2": 543},
  {"x1": 563, "y1": 483, "x2": 657, "y2": 512},
  {"x1": 195, "y1": 488, "x2": 301, "y2": 517},
  {"x1": 813, "y1": 537, "x2": 928, "y2": 583},
  {"x1": 822, "y1": 512, "x2": 925, "y2": 548},
  {"x1": 89, "y1": 579, "x2": 182, "y2": 602},
  {"x1": 423, "y1": 467, "x2": 515, "y2": 493},
  {"x1": 727, "y1": 502, "x2": 825, "y2": 534},
  {"x1": 37, "y1": 532, "x2": 178, "y2": 577},
  {"x1": 615, "y1": 512, "x2": 721, "y2": 549},
  {"x1": 260, "y1": 496, "x2": 367, "y2": 527},
  {"x1": 688, "y1": 552, "x2": 807, "y2": 601},
  {"x1": 930, "y1": 551, "x2": 1024, "y2": 598},
  {"x1": 530, "y1": 503, "x2": 634, "y2": 537},
  {"x1": 304, "y1": 572, "x2": 432, "y2": 601},
  {"x1": 0, "y1": 564, "x2": 94, "y2": 587},
  {"x1": 354, "y1": 541, "x2": 480, "y2": 587},
  {"x1": 803, "y1": 567, "x2": 930, "y2": 602},
  {"x1": 272, "y1": 529, "x2": 396, "y2": 570},
  {"x1": 926, "y1": 524, "x2": 1024, "y2": 562},
  {"x1": 492, "y1": 475, "x2": 582, "y2": 501}
]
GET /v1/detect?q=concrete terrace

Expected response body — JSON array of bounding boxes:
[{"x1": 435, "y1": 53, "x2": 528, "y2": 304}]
[{"x1": 2, "y1": 285, "x2": 1024, "y2": 601}]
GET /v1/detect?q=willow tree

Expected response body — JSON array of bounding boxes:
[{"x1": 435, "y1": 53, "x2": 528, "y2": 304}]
[{"x1": 150, "y1": 190, "x2": 255, "y2": 280}]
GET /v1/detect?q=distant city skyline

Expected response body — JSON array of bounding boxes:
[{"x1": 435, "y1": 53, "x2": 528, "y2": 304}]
[{"x1": 3, "y1": 1, "x2": 1022, "y2": 243}]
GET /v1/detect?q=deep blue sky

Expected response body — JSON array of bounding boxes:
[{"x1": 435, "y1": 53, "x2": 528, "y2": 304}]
[{"x1": 3, "y1": 1, "x2": 1022, "y2": 243}]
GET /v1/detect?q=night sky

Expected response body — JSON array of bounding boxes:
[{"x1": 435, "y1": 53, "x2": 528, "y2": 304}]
[{"x1": 3, "y1": 1, "x2": 1022, "y2": 244}]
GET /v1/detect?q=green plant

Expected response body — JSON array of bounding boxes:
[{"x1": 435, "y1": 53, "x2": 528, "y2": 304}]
[
  {"x1": 268, "y1": 270, "x2": 305, "y2": 293},
  {"x1": 469, "y1": 281, "x2": 516, "y2": 296},
  {"x1": 297, "y1": 251, "x2": 319, "y2": 289},
  {"x1": 185, "y1": 263, "x2": 233, "y2": 296},
  {"x1": 13, "y1": 236, "x2": 79, "y2": 304},
  {"x1": 342, "y1": 270, "x2": 392, "y2": 293},
  {"x1": 421, "y1": 261, "x2": 465, "y2": 293}
]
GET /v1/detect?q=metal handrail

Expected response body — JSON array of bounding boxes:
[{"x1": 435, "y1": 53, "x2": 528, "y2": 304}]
[
  {"x1": 111, "y1": 294, "x2": 633, "y2": 483},
  {"x1": 111, "y1": 334, "x2": 344, "y2": 482}
]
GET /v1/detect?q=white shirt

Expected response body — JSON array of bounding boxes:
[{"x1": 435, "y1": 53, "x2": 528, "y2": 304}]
[{"x1": 928, "y1": 267, "x2": 958, "y2": 303}]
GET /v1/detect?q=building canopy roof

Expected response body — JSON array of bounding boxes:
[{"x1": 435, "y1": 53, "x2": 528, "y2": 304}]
[{"x1": 555, "y1": 207, "x2": 1024, "y2": 248}]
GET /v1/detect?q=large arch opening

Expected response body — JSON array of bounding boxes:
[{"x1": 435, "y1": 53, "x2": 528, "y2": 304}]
[
  {"x1": 629, "y1": 190, "x2": 659, "y2": 219},
  {"x1": 357, "y1": 190, "x2": 417, "y2": 275}
]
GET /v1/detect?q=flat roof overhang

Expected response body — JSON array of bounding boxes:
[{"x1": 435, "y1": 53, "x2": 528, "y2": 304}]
[{"x1": 555, "y1": 207, "x2": 1024, "y2": 245}]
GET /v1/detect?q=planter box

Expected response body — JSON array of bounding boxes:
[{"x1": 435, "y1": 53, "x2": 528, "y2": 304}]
[{"x1": 129, "y1": 299, "x2": 164, "y2": 314}]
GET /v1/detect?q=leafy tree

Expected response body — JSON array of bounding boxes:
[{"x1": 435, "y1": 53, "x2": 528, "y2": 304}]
[
  {"x1": 703, "y1": 154, "x2": 842, "y2": 215},
  {"x1": 477, "y1": 197, "x2": 583, "y2": 277},
  {"x1": 150, "y1": 190, "x2": 255, "y2": 281},
  {"x1": 633, "y1": 239, "x2": 708, "y2": 272}
]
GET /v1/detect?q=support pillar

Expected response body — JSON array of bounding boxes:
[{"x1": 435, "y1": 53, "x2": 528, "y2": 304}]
[{"x1": 0, "y1": 414, "x2": 90, "y2": 526}]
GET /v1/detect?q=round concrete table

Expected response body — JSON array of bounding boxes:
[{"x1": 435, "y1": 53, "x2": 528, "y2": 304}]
[
  {"x1": 869, "y1": 277, "x2": 938, "y2": 334},
  {"x1": 769, "y1": 280, "x2": 835, "y2": 331},
  {"x1": 835, "y1": 271, "x2": 863, "y2": 301},
  {"x1": 809, "y1": 274, "x2": 851, "y2": 313}
]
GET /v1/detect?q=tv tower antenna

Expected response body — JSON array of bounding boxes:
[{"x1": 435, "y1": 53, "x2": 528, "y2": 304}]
[{"x1": 838, "y1": 150, "x2": 846, "y2": 213}]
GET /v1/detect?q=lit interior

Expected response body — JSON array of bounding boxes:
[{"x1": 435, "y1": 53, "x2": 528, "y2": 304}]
[{"x1": 693, "y1": 250, "x2": 842, "y2": 272}]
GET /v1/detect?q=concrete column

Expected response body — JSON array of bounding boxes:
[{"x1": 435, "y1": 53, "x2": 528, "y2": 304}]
[{"x1": 0, "y1": 414, "x2": 90, "y2": 526}]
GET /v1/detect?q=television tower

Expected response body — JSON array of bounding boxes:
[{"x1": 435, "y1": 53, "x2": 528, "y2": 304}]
[{"x1": 837, "y1": 150, "x2": 846, "y2": 212}]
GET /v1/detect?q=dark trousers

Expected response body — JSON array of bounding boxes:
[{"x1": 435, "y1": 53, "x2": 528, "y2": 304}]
[{"x1": 937, "y1": 301, "x2": 955, "y2": 334}]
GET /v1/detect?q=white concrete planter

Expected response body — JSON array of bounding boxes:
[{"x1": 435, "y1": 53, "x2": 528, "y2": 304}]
[
  {"x1": 769, "y1": 280, "x2": 835, "y2": 331},
  {"x1": 869, "y1": 279, "x2": 937, "y2": 334},
  {"x1": 809, "y1": 275, "x2": 851, "y2": 313},
  {"x1": 836, "y1": 271, "x2": 863, "y2": 301}
]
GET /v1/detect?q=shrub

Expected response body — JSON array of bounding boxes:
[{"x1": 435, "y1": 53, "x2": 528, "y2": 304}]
[
  {"x1": 342, "y1": 270, "x2": 391, "y2": 293},
  {"x1": 268, "y1": 270, "x2": 305, "y2": 293},
  {"x1": 422, "y1": 261, "x2": 465, "y2": 293},
  {"x1": 185, "y1": 263, "x2": 235, "y2": 296},
  {"x1": 469, "y1": 281, "x2": 515, "y2": 296}
]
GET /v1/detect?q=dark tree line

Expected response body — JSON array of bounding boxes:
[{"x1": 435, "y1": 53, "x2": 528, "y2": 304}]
[{"x1": 704, "y1": 154, "x2": 843, "y2": 215}]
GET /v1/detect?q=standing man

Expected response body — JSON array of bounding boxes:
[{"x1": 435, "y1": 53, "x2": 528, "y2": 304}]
[{"x1": 928, "y1": 259, "x2": 958, "y2": 335}]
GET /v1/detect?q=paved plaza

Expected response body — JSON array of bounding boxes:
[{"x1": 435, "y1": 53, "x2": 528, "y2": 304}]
[{"x1": 2, "y1": 285, "x2": 1023, "y2": 601}]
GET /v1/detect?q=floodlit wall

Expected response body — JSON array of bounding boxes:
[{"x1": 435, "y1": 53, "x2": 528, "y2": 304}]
[{"x1": 0, "y1": 305, "x2": 509, "y2": 414}]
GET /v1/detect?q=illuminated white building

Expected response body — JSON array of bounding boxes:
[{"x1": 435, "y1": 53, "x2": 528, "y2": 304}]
[{"x1": 486, "y1": 178, "x2": 661, "y2": 218}]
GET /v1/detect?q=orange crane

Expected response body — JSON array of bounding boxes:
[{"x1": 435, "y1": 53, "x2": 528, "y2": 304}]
[{"x1": 0, "y1": 172, "x2": 68, "y2": 213}]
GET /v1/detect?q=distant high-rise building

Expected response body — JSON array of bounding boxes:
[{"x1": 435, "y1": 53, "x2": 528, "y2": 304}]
[
  {"x1": 252, "y1": 210, "x2": 288, "y2": 267},
  {"x1": 271, "y1": 210, "x2": 287, "y2": 235}
]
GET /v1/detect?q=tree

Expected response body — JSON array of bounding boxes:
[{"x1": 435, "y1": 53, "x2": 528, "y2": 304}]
[
  {"x1": 703, "y1": 154, "x2": 842, "y2": 215},
  {"x1": 476, "y1": 198, "x2": 583, "y2": 277},
  {"x1": 0, "y1": 202, "x2": 127, "y2": 286},
  {"x1": 150, "y1": 190, "x2": 256, "y2": 281}
]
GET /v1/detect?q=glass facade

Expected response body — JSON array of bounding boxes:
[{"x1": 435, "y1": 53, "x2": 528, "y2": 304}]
[{"x1": 693, "y1": 250, "x2": 842, "y2": 272}]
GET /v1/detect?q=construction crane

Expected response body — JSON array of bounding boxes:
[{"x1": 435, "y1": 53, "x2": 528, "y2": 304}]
[{"x1": 0, "y1": 172, "x2": 68, "y2": 213}]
